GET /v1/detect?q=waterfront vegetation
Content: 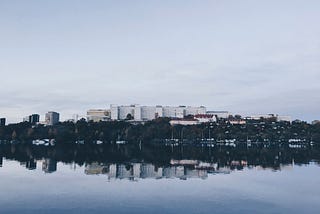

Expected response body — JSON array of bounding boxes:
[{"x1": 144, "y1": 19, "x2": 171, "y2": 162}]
[
  {"x1": 0, "y1": 118, "x2": 320, "y2": 146},
  {"x1": 1, "y1": 143, "x2": 320, "y2": 171}
]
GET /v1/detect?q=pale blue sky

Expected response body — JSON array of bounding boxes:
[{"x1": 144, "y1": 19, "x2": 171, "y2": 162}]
[{"x1": 0, "y1": 0, "x2": 319, "y2": 122}]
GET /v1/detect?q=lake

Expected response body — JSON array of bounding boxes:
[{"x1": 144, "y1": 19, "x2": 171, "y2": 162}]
[{"x1": 0, "y1": 144, "x2": 319, "y2": 214}]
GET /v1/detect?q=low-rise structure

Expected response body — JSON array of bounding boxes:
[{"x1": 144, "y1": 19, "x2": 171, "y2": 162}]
[
  {"x1": 312, "y1": 120, "x2": 320, "y2": 125},
  {"x1": 206, "y1": 111, "x2": 230, "y2": 119},
  {"x1": 169, "y1": 118, "x2": 199, "y2": 126},
  {"x1": 194, "y1": 114, "x2": 216, "y2": 123},
  {"x1": 87, "y1": 109, "x2": 111, "y2": 122},
  {"x1": 229, "y1": 119, "x2": 246, "y2": 125},
  {"x1": 246, "y1": 114, "x2": 291, "y2": 123}
]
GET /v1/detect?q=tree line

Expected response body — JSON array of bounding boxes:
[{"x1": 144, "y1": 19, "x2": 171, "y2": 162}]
[{"x1": 0, "y1": 118, "x2": 320, "y2": 145}]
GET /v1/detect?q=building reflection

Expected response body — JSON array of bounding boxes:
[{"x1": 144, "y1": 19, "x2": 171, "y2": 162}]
[
  {"x1": 0, "y1": 143, "x2": 317, "y2": 179},
  {"x1": 84, "y1": 160, "x2": 239, "y2": 181},
  {"x1": 26, "y1": 159, "x2": 37, "y2": 170},
  {"x1": 42, "y1": 159, "x2": 57, "y2": 173}
]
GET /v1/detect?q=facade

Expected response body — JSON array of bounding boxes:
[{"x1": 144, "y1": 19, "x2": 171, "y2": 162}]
[
  {"x1": 87, "y1": 109, "x2": 111, "y2": 122},
  {"x1": 29, "y1": 114, "x2": 40, "y2": 124},
  {"x1": 0, "y1": 118, "x2": 5, "y2": 126},
  {"x1": 141, "y1": 106, "x2": 156, "y2": 120},
  {"x1": 229, "y1": 119, "x2": 246, "y2": 125},
  {"x1": 194, "y1": 114, "x2": 216, "y2": 123},
  {"x1": 155, "y1": 106, "x2": 163, "y2": 118},
  {"x1": 249, "y1": 114, "x2": 277, "y2": 120},
  {"x1": 169, "y1": 119, "x2": 199, "y2": 126},
  {"x1": 110, "y1": 105, "x2": 119, "y2": 120},
  {"x1": 184, "y1": 106, "x2": 206, "y2": 116},
  {"x1": 206, "y1": 111, "x2": 230, "y2": 119},
  {"x1": 45, "y1": 111, "x2": 60, "y2": 125},
  {"x1": 277, "y1": 115, "x2": 292, "y2": 123},
  {"x1": 23, "y1": 114, "x2": 40, "y2": 124},
  {"x1": 110, "y1": 104, "x2": 206, "y2": 121},
  {"x1": 111, "y1": 104, "x2": 140, "y2": 120},
  {"x1": 247, "y1": 114, "x2": 291, "y2": 123},
  {"x1": 162, "y1": 106, "x2": 185, "y2": 118}
]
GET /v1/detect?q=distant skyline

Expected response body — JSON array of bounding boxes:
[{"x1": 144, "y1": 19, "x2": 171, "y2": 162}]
[{"x1": 1, "y1": 0, "x2": 319, "y2": 123}]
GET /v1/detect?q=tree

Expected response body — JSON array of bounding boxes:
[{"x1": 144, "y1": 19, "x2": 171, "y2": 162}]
[{"x1": 126, "y1": 113, "x2": 134, "y2": 120}]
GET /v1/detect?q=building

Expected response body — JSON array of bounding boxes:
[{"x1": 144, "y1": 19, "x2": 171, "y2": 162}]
[
  {"x1": 45, "y1": 111, "x2": 60, "y2": 125},
  {"x1": 229, "y1": 119, "x2": 246, "y2": 125},
  {"x1": 87, "y1": 109, "x2": 111, "y2": 122},
  {"x1": 169, "y1": 118, "x2": 199, "y2": 126},
  {"x1": 23, "y1": 114, "x2": 40, "y2": 124},
  {"x1": 0, "y1": 118, "x2": 5, "y2": 126},
  {"x1": 277, "y1": 116, "x2": 292, "y2": 123},
  {"x1": 194, "y1": 114, "x2": 216, "y2": 123},
  {"x1": 29, "y1": 114, "x2": 40, "y2": 124},
  {"x1": 184, "y1": 106, "x2": 206, "y2": 116},
  {"x1": 138, "y1": 106, "x2": 164, "y2": 120},
  {"x1": 246, "y1": 114, "x2": 291, "y2": 123},
  {"x1": 42, "y1": 159, "x2": 57, "y2": 173},
  {"x1": 248, "y1": 114, "x2": 277, "y2": 120},
  {"x1": 206, "y1": 111, "x2": 230, "y2": 119},
  {"x1": 312, "y1": 120, "x2": 320, "y2": 125},
  {"x1": 162, "y1": 106, "x2": 185, "y2": 118},
  {"x1": 110, "y1": 104, "x2": 206, "y2": 121},
  {"x1": 111, "y1": 104, "x2": 140, "y2": 120},
  {"x1": 141, "y1": 106, "x2": 157, "y2": 120}
]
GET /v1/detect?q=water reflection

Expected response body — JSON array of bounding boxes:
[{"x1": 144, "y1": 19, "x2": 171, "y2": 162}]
[
  {"x1": 1, "y1": 143, "x2": 319, "y2": 180},
  {"x1": 85, "y1": 162, "x2": 216, "y2": 180}
]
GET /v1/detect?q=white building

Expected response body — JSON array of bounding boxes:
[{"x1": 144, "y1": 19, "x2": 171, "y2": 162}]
[
  {"x1": 169, "y1": 119, "x2": 199, "y2": 126},
  {"x1": 206, "y1": 111, "x2": 230, "y2": 119},
  {"x1": 184, "y1": 106, "x2": 206, "y2": 116},
  {"x1": 247, "y1": 114, "x2": 291, "y2": 122},
  {"x1": 141, "y1": 106, "x2": 157, "y2": 121},
  {"x1": 110, "y1": 104, "x2": 206, "y2": 121},
  {"x1": 162, "y1": 106, "x2": 185, "y2": 118},
  {"x1": 110, "y1": 104, "x2": 119, "y2": 120},
  {"x1": 111, "y1": 104, "x2": 141, "y2": 120},
  {"x1": 87, "y1": 109, "x2": 111, "y2": 122},
  {"x1": 155, "y1": 106, "x2": 163, "y2": 118},
  {"x1": 194, "y1": 114, "x2": 216, "y2": 123},
  {"x1": 249, "y1": 114, "x2": 277, "y2": 120},
  {"x1": 277, "y1": 115, "x2": 291, "y2": 123}
]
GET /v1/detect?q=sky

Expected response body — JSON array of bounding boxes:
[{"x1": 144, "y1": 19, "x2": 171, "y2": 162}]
[{"x1": 0, "y1": 0, "x2": 319, "y2": 123}]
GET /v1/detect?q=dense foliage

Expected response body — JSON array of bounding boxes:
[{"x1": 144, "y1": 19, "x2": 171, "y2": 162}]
[{"x1": 0, "y1": 118, "x2": 320, "y2": 145}]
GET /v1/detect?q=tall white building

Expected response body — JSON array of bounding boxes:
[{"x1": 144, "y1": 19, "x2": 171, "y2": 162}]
[
  {"x1": 162, "y1": 106, "x2": 185, "y2": 118},
  {"x1": 111, "y1": 104, "x2": 141, "y2": 120},
  {"x1": 184, "y1": 106, "x2": 206, "y2": 116},
  {"x1": 141, "y1": 106, "x2": 157, "y2": 120},
  {"x1": 155, "y1": 106, "x2": 163, "y2": 118},
  {"x1": 110, "y1": 104, "x2": 119, "y2": 120}
]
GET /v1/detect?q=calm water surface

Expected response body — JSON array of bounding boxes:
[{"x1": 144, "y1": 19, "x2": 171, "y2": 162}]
[{"x1": 0, "y1": 158, "x2": 319, "y2": 214}]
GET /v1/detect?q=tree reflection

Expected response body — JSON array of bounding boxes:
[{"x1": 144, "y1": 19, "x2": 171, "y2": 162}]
[{"x1": 0, "y1": 143, "x2": 319, "y2": 180}]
